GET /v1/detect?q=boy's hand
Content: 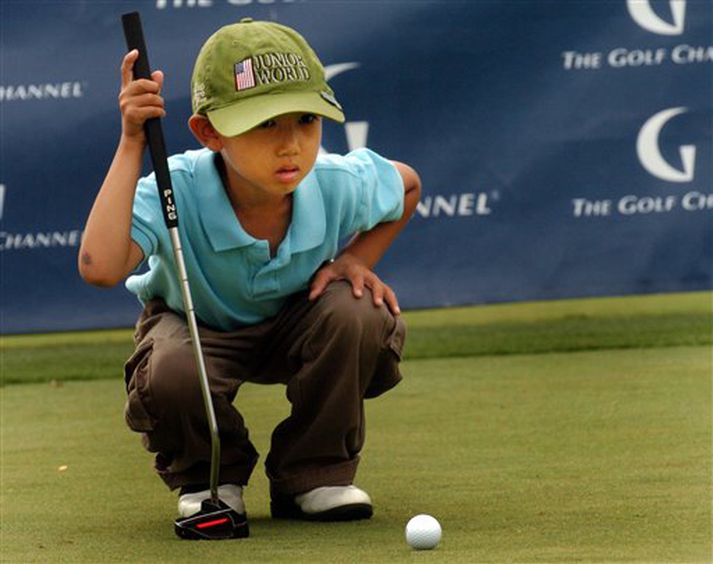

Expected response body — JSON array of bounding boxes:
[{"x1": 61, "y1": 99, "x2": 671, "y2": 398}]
[
  {"x1": 119, "y1": 49, "x2": 166, "y2": 145},
  {"x1": 309, "y1": 253, "x2": 401, "y2": 315}
]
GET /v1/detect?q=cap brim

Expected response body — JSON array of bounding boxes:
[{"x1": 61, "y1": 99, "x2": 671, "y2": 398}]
[{"x1": 207, "y1": 91, "x2": 345, "y2": 137}]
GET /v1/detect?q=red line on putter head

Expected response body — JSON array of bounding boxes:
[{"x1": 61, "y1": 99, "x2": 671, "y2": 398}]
[{"x1": 196, "y1": 517, "x2": 230, "y2": 529}]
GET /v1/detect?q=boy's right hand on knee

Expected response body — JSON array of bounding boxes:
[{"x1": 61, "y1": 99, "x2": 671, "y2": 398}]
[{"x1": 119, "y1": 49, "x2": 166, "y2": 147}]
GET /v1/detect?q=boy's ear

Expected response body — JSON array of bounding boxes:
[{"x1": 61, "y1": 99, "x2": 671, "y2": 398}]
[{"x1": 188, "y1": 114, "x2": 223, "y2": 151}]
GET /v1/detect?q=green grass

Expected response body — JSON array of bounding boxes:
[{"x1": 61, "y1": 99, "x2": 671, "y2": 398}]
[
  {"x1": 1, "y1": 291, "x2": 712, "y2": 562},
  {"x1": 2, "y1": 291, "x2": 711, "y2": 386}
]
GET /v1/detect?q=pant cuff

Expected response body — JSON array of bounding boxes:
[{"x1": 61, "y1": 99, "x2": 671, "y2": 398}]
[
  {"x1": 268, "y1": 457, "x2": 360, "y2": 497},
  {"x1": 157, "y1": 459, "x2": 256, "y2": 491}
]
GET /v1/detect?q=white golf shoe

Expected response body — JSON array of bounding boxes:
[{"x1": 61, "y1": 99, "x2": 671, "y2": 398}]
[
  {"x1": 178, "y1": 484, "x2": 246, "y2": 518},
  {"x1": 271, "y1": 485, "x2": 373, "y2": 521}
]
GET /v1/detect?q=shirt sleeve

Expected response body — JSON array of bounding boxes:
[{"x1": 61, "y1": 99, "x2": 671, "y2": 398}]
[
  {"x1": 331, "y1": 148, "x2": 405, "y2": 237},
  {"x1": 130, "y1": 174, "x2": 161, "y2": 261}
]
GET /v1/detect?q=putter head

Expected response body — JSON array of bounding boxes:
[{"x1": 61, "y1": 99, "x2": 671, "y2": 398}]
[{"x1": 174, "y1": 498, "x2": 249, "y2": 540}]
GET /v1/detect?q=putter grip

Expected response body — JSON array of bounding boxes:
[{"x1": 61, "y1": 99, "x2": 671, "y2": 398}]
[{"x1": 121, "y1": 11, "x2": 177, "y2": 229}]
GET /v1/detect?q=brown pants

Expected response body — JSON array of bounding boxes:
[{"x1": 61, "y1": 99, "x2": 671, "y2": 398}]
[{"x1": 123, "y1": 281, "x2": 405, "y2": 496}]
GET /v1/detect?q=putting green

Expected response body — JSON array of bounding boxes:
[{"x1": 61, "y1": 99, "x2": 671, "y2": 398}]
[{"x1": 2, "y1": 345, "x2": 710, "y2": 562}]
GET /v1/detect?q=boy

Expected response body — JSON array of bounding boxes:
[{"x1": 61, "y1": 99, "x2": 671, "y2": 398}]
[{"x1": 79, "y1": 18, "x2": 421, "y2": 525}]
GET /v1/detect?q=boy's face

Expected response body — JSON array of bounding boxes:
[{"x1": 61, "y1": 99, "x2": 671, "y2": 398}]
[{"x1": 216, "y1": 112, "x2": 322, "y2": 200}]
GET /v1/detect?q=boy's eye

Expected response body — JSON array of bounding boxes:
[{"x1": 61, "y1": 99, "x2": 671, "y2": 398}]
[
  {"x1": 256, "y1": 114, "x2": 318, "y2": 130},
  {"x1": 299, "y1": 114, "x2": 319, "y2": 125}
]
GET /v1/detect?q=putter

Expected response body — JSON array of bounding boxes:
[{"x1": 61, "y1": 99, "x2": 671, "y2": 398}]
[{"x1": 121, "y1": 11, "x2": 248, "y2": 540}]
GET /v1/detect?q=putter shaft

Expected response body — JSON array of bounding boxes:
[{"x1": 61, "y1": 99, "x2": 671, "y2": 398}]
[{"x1": 170, "y1": 227, "x2": 221, "y2": 503}]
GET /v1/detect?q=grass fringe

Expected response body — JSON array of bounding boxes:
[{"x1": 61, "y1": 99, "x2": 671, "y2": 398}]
[{"x1": 2, "y1": 292, "x2": 711, "y2": 386}]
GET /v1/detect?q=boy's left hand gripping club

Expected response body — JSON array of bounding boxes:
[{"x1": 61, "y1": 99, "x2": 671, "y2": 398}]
[
  {"x1": 120, "y1": 11, "x2": 248, "y2": 540},
  {"x1": 120, "y1": 11, "x2": 176, "y2": 229}
]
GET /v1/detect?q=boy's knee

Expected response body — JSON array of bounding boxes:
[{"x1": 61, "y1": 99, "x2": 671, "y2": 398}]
[
  {"x1": 319, "y1": 281, "x2": 395, "y2": 337},
  {"x1": 146, "y1": 339, "x2": 203, "y2": 410},
  {"x1": 308, "y1": 281, "x2": 406, "y2": 396}
]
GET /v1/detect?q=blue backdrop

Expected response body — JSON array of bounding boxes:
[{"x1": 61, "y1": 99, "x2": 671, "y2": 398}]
[{"x1": 1, "y1": 0, "x2": 711, "y2": 334}]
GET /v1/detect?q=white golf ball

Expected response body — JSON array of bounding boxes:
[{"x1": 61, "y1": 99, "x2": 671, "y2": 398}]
[{"x1": 405, "y1": 514, "x2": 442, "y2": 550}]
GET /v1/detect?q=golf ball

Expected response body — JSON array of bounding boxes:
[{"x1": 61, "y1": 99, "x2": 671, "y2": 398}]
[{"x1": 405, "y1": 514, "x2": 442, "y2": 550}]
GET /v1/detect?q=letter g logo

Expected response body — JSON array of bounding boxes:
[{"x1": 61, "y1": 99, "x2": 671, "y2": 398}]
[
  {"x1": 626, "y1": 0, "x2": 686, "y2": 35},
  {"x1": 323, "y1": 62, "x2": 369, "y2": 152},
  {"x1": 637, "y1": 107, "x2": 695, "y2": 183}
]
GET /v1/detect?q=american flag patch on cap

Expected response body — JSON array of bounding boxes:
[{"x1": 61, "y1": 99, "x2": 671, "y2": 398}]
[{"x1": 235, "y1": 58, "x2": 256, "y2": 91}]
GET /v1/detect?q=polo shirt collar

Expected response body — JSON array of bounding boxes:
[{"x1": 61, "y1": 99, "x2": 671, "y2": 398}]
[
  {"x1": 195, "y1": 150, "x2": 325, "y2": 254},
  {"x1": 196, "y1": 151, "x2": 254, "y2": 252},
  {"x1": 289, "y1": 172, "x2": 326, "y2": 253}
]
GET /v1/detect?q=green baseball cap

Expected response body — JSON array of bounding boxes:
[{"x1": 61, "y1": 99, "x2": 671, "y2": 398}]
[{"x1": 191, "y1": 18, "x2": 345, "y2": 137}]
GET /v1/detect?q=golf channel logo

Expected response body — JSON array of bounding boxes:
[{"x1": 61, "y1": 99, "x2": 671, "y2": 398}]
[
  {"x1": 0, "y1": 185, "x2": 83, "y2": 252},
  {"x1": 155, "y1": 0, "x2": 296, "y2": 9},
  {"x1": 323, "y1": 63, "x2": 497, "y2": 220},
  {"x1": 322, "y1": 63, "x2": 369, "y2": 155},
  {"x1": 0, "y1": 81, "x2": 84, "y2": 102},
  {"x1": 627, "y1": 0, "x2": 686, "y2": 36},
  {"x1": 637, "y1": 107, "x2": 695, "y2": 182},
  {"x1": 571, "y1": 107, "x2": 712, "y2": 219},
  {"x1": 561, "y1": 0, "x2": 711, "y2": 71}
]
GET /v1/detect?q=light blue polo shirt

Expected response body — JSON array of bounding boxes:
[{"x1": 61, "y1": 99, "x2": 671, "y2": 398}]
[{"x1": 126, "y1": 147, "x2": 404, "y2": 330}]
